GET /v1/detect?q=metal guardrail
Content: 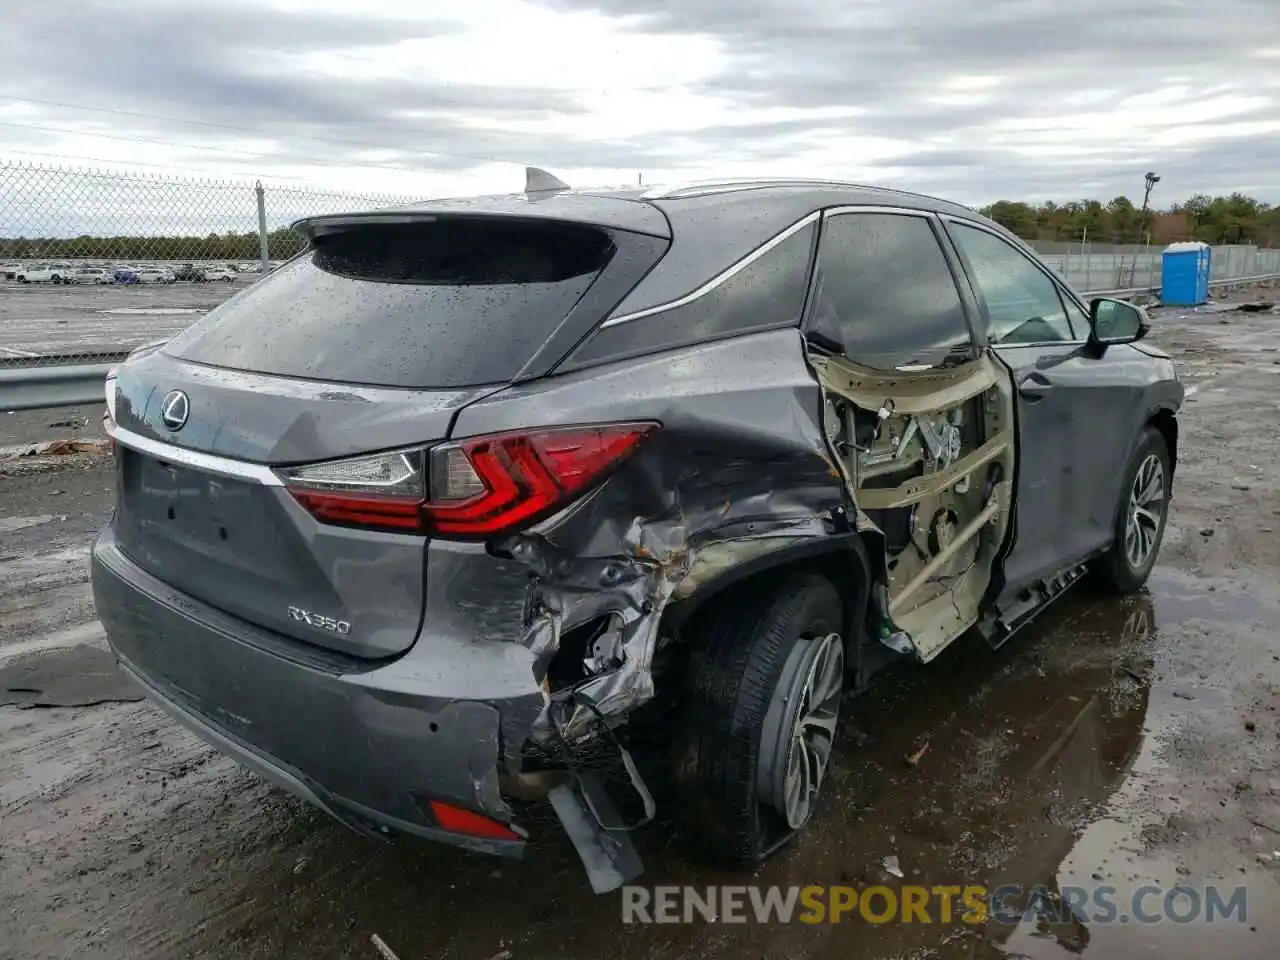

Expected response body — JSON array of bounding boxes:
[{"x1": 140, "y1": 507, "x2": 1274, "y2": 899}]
[
  {"x1": 0, "y1": 361, "x2": 116, "y2": 411},
  {"x1": 1, "y1": 275, "x2": 1276, "y2": 413},
  {"x1": 1083, "y1": 272, "x2": 1280, "y2": 301}
]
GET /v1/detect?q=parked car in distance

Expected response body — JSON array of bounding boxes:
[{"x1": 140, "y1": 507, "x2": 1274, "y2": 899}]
[
  {"x1": 18, "y1": 262, "x2": 77, "y2": 283},
  {"x1": 94, "y1": 175, "x2": 1183, "y2": 894},
  {"x1": 135, "y1": 265, "x2": 175, "y2": 283},
  {"x1": 173, "y1": 263, "x2": 207, "y2": 282},
  {"x1": 72, "y1": 267, "x2": 112, "y2": 284},
  {"x1": 202, "y1": 266, "x2": 237, "y2": 282},
  {"x1": 113, "y1": 265, "x2": 140, "y2": 284},
  {"x1": 1, "y1": 263, "x2": 21, "y2": 280}
]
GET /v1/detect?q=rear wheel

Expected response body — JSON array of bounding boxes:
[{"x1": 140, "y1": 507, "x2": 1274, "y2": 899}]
[
  {"x1": 1093, "y1": 426, "x2": 1171, "y2": 593},
  {"x1": 674, "y1": 572, "x2": 846, "y2": 866}
]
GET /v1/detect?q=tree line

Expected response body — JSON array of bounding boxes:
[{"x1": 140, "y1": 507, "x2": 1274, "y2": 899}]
[
  {"x1": 0, "y1": 228, "x2": 307, "y2": 262},
  {"x1": 2, "y1": 192, "x2": 1276, "y2": 262},
  {"x1": 978, "y1": 193, "x2": 1279, "y2": 246}
]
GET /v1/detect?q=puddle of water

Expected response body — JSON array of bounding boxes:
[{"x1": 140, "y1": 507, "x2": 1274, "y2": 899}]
[{"x1": 981, "y1": 574, "x2": 1280, "y2": 959}]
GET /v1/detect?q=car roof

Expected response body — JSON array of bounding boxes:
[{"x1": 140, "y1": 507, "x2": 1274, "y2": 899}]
[
  {"x1": 292, "y1": 177, "x2": 1010, "y2": 317},
  {"x1": 611, "y1": 179, "x2": 995, "y2": 316}
]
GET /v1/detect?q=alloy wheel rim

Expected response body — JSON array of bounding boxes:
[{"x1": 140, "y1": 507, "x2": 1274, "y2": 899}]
[
  {"x1": 780, "y1": 632, "x2": 844, "y2": 829},
  {"x1": 1125, "y1": 453, "x2": 1165, "y2": 570}
]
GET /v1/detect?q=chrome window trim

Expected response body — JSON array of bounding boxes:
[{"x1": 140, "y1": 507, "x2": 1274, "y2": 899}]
[
  {"x1": 108, "y1": 423, "x2": 282, "y2": 486},
  {"x1": 599, "y1": 211, "x2": 821, "y2": 327},
  {"x1": 819, "y1": 204, "x2": 938, "y2": 219}
]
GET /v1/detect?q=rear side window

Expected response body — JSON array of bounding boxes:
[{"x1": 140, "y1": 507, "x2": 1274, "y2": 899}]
[
  {"x1": 807, "y1": 213, "x2": 973, "y2": 369},
  {"x1": 565, "y1": 221, "x2": 815, "y2": 368},
  {"x1": 167, "y1": 219, "x2": 615, "y2": 388}
]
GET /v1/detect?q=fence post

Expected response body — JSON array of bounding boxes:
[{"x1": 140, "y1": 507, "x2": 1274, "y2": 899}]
[
  {"x1": 1083, "y1": 229, "x2": 1091, "y2": 292},
  {"x1": 255, "y1": 181, "x2": 270, "y2": 274}
]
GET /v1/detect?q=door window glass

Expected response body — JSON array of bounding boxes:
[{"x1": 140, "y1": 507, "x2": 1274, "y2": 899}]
[
  {"x1": 808, "y1": 213, "x2": 973, "y2": 369},
  {"x1": 949, "y1": 223, "x2": 1075, "y2": 344}
]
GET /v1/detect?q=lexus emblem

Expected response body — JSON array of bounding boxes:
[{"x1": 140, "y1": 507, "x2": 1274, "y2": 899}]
[{"x1": 160, "y1": 390, "x2": 190, "y2": 431}]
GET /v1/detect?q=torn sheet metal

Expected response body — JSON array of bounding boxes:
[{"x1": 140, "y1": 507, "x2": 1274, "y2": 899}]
[{"x1": 495, "y1": 411, "x2": 849, "y2": 744}]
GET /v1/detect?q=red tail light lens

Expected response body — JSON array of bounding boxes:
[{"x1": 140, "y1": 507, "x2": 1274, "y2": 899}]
[
  {"x1": 279, "y1": 422, "x2": 658, "y2": 539},
  {"x1": 427, "y1": 800, "x2": 522, "y2": 842}
]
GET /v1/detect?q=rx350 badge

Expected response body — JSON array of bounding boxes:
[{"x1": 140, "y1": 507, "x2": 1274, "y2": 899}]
[{"x1": 287, "y1": 606, "x2": 352, "y2": 635}]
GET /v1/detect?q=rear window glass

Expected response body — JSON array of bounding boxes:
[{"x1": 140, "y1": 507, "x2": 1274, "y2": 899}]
[{"x1": 167, "y1": 218, "x2": 615, "y2": 388}]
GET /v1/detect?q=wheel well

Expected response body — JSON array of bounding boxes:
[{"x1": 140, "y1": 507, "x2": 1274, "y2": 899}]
[
  {"x1": 1148, "y1": 408, "x2": 1178, "y2": 475},
  {"x1": 663, "y1": 544, "x2": 872, "y2": 668}
]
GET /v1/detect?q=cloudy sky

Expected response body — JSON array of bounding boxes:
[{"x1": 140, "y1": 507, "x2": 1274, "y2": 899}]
[{"x1": 1, "y1": 0, "x2": 1278, "y2": 205}]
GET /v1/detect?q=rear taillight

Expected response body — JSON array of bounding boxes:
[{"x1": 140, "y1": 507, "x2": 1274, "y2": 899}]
[
  {"x1": 427, "y1": 800, "x2": 522, "y2": 841},
  {"x1": 278, "y1": 423, "x2": 658, "y2": 540}
]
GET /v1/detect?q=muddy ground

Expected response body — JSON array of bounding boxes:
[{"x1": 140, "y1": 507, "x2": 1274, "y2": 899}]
[{"x1": 2, "y1": 292, "x2": 1280, "y2": 960}]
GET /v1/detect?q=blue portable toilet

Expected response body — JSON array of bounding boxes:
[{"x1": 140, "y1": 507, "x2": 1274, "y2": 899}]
[{"x1": 1161, "y1": 241, "x2": 1211, "y2": 305}]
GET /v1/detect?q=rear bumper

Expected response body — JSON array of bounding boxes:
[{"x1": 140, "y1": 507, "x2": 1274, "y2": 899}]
[{"x1": 92, "y1": 530, "x2": 546, "y2": 858}]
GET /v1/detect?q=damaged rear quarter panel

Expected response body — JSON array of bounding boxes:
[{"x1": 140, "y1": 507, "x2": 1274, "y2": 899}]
[{"x1": 439, "y1": 327, "x2": 850, "y2": 738}]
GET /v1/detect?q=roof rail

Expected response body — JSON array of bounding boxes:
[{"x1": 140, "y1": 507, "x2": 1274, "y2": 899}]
[
  {"x1": 641, "y1": 177, "x2": 861, "y2": 199},
  {"x1": 641, "y1": 177, "x2": 953, "y2": 207}
]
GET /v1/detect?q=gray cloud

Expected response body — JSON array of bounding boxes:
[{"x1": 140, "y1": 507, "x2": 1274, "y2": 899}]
[
  {"x1": 0, "y1": 0, "x2": 1276, "y2": 202},
  {"x1": 537, "y1": 0, "x2": 1280, "y2": 200},
  {"x1": 0, "y1": 0, "x2": 606, "y2": 175}
]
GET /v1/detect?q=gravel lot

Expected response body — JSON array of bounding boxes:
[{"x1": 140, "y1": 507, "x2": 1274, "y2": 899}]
[
  {"x1": 2, "y1": 292, "x2": 1279, "y2": 959},
  {"x1": 0, "y1": 278, "x2": 250, "y2": 357}
]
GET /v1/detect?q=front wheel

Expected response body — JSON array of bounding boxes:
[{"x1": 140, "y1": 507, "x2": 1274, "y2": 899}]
[
  {"x1": 1092, "y1": 426, "x2": 1171, "y2": 593},
  {"x1": 674, "y1": 572, "x2": 846, "y2": 866}
]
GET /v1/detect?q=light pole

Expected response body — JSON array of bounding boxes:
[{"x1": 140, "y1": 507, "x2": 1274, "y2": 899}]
[
  {"x1": 1137, "y1": 171, "x2": 1160, "y2": 243},
  {"x1": 1129, "y1": 171, "x2": 1160, "y2": 287}
]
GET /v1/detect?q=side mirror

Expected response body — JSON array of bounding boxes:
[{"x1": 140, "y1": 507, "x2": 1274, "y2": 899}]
[{"x1": 1088, "y1": 297, "x2": 1147, "y2": 347}]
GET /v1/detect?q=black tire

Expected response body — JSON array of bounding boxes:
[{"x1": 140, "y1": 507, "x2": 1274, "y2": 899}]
[
  {"x1": 1092, "y1": 426, "x2": 1171, "y2": 594},
  {"x1": 673, "y1": 572, "x2": 844, "y2": 867}
]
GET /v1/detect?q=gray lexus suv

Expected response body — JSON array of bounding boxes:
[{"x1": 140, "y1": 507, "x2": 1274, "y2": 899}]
[{"x1": 92, "y1": 174, "x2": 1182, "y2": 892}]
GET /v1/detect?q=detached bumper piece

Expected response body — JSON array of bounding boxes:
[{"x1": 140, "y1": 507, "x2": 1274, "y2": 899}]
[{"x1": 546, "y1": 696, "x2": 656, "y2": 893}]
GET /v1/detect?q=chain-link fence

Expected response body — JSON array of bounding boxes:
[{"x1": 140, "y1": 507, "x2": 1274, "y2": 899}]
[
  {"x1": 0, "y1": 160, "x2": 426, "y2": 266},
  {"x1": 0, "y1": 159, "x2": 432, "y2": 371}
]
